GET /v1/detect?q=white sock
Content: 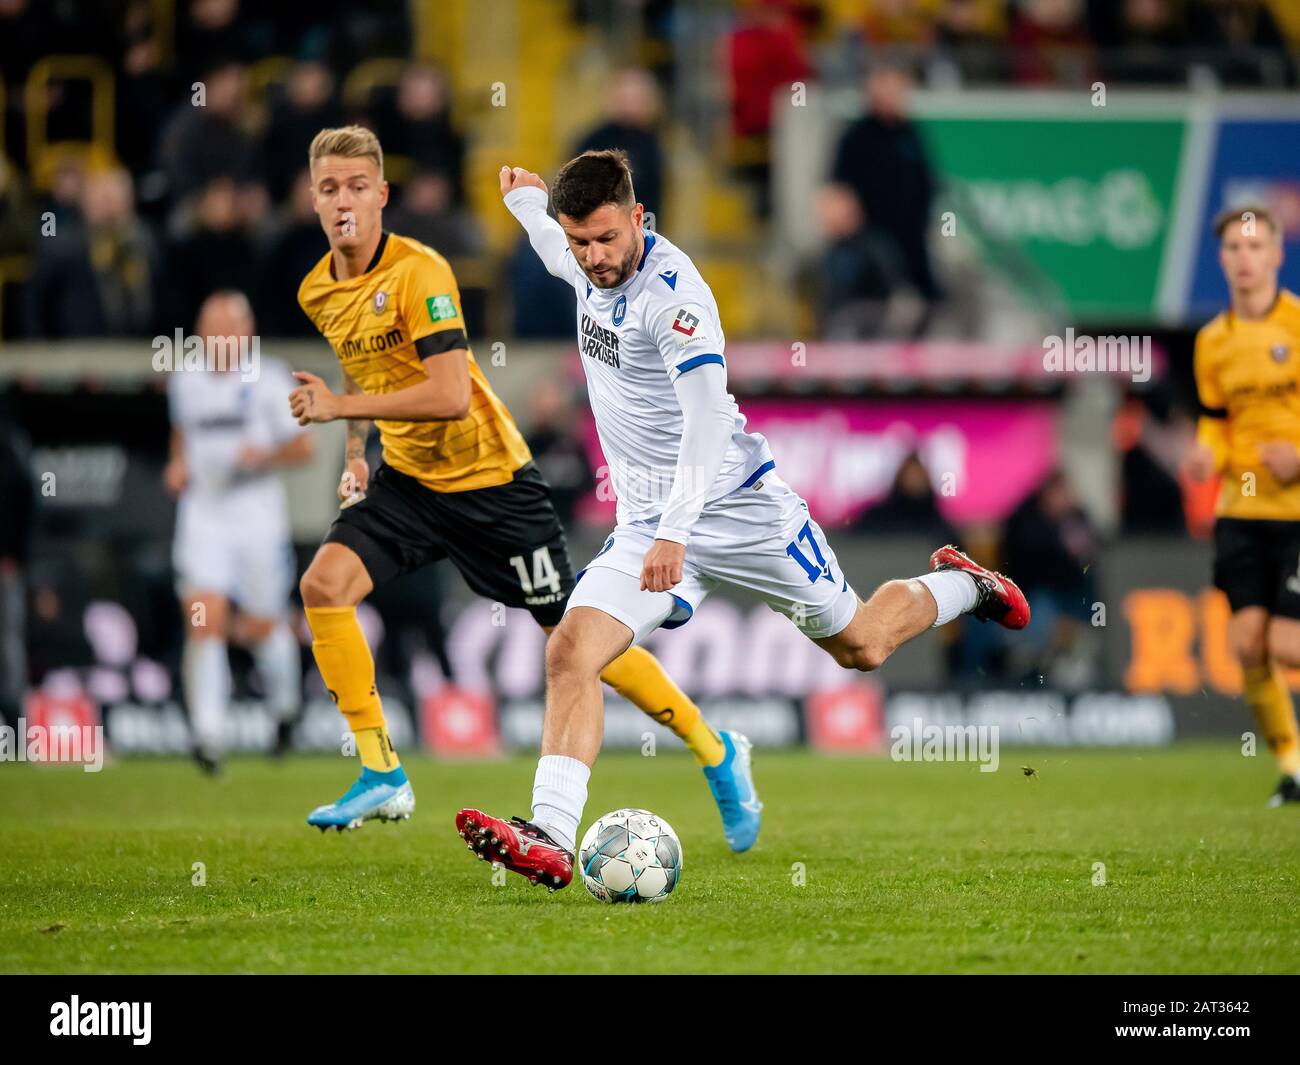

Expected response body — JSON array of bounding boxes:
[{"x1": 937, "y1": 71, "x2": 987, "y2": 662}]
[
  {"x1": 916, "y1": 570, "x2": 979, "y2": 627},
  {"x1": 531, "y1": 754, "x2": 590, "y2": 853},
  {"x1": 183, "y1": 637, "x2": 230, "y2": 753},
  {"x1": 253, "y1": 622, "x2": 301, "y2": 722}
]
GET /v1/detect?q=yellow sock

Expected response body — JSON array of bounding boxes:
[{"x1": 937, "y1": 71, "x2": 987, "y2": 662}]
[
  {"x1": 354, "y1": 726, "x2": 400, "y2": 773},
  {"x1": 1243, "y1": 664, "x2": 1300, "y2": 777},
  {"x1": 600, "y1": 646, "x2": 725, "y2": 766},
  {"x1": 304, "y1": 606, "x2": 400, "y2": 772}
]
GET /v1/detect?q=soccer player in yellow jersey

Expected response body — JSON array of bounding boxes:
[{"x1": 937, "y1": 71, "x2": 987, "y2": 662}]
[
  {"x1": 288, "y1": 126, "x2": 761, "y2": 845},
  {"x1": 1186, "y1": 203, "x2": 1300, "y2": 806}
]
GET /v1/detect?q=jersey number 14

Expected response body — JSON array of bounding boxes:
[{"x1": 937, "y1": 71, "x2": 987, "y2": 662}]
[{"x1": 509, "y1": 547, "x2": 562, "y2": 595}]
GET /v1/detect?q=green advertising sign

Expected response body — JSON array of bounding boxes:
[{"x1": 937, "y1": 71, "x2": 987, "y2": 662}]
[{"x1": 917, "y1": 108, "x2": 1186, "y2": 320}]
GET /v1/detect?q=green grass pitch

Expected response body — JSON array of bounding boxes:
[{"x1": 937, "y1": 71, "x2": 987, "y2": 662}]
[{"x1": 1, "y1": 743, "x2": 1296, "y2": 974}]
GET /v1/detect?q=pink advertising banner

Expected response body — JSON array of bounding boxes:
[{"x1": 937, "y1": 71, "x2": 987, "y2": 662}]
[{"x1": 579, "y1": 398, "x2": 1060, "y2": 526}]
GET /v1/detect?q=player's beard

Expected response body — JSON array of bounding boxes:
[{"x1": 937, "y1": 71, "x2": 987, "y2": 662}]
[{"x1": 588, "y1": 241, "x2": 640, "y2": 289}]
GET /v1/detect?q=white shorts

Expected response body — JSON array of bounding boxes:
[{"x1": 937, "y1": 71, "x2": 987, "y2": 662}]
[
  {"x1": 173, "y1": 498, "x2": 295, "y2": 618},
  {"x1": 567, "y1": 470, "x2": 859, "y2": 646}
]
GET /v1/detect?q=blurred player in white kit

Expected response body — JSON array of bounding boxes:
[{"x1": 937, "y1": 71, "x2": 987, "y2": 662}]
[{"x1": 164, "y1": 291, "x2": 315, "y2": 772}]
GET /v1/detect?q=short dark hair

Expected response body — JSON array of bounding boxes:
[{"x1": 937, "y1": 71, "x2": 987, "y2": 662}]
[
  {"x1": 1214, "y1": 202, "x2": 1280, "y2": 241},
  {"x1": 551, "y1": 149, "x2": 635, "y2": 219}
]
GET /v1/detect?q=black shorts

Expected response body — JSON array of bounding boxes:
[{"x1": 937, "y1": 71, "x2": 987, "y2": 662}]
[
  {"x1": 1213, "y1": 517, "x2": 1300, "y2": 619},
  {"x1": 324, "y1": 462, "x2": 575, "y2": 626}
]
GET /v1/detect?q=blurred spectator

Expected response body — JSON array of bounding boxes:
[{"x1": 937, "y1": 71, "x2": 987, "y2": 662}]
[
  {"x1": 159, "y1": 177, "x2": 253, "y2": 331},
  {"x1": 573, "y1": 68, "x2": 666, "y2": 219},
  {"x1": 24, "y1": 167, "x2": 155, "y2": 338},
  {"x1": 862, "y1": 0, "x2": 938, "y2": 44},
  {"x1": 1009, "y1": 0, "x2": 1095, "y2": 85},
  {"x1": 1113, "y1": 391, "x2": 1195, "y2": 534},
  {"x1": 1102, "y1": 0, "x2": 1191, "y2": 84},
  {"x1": 0, "y1": 408, "x2": 34, "y2": 728},
  {"x1": 43, "y1": 156, "x2": 87, "y2": 225},
  {"x1": 26, "y1": 572, "x2": 95, "y2": 685},
  {"x1": 819, "y1": 63, "x2": 940, "y2": 337},
  {"x1": 255, "y1": 170, "x2": 328, "y2": 337},
  {"x1": 174, "y1": 0, "x2": 247, "y2": 73},
  {"x1": 725, "y1": 0, "x2": 811, "y2": 216},
  {"x1": 156, "y1": 60, "x2": 258, "y2": 203},
  {"x1": 935, "y1": 0, "x2": 1009, "y2": 82},
  {"x1": 1001, "y1": 469, "x2": 1100, "y2": 686},
  {"x1": 0, "y1": 0, "x2": 53, "y2": 95},
  {"x1": 0, "y1": 156, "x2": 34, "y2": 258},
  {"x1": 116, "y1": 3, "x2": 175, "y2": 177},
  {"x1": 853, "y1": 452, "x2": 959, "y2": 545},
  {"x1": 1188, "y1": 0, "x2": 1292, "y2": 86},
  {"x1": 508, "y1": 234, "x2": 577, "y2": 339},
  {"x1": 262, "y1": 61, "x2": 342, "y2": 202},
  {"x1": 384, "y1": 170, "x2": 484, "y2": 259},
  {"x1": 524, "y1": 379, "x2": 596, "y2": 528},
  {"x1": 381, "y1": 64, "x2": 465, "y2": 203},
  {"x1": 726, "y1": 0, "x2": 811, "y2": 139}
]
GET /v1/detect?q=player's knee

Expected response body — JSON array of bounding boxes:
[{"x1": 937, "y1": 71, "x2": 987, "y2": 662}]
[
  {"x1": 299, "y1": 564, "x2": 351, "y2": 608},
  {"x1": 1233, "y1": 628, "x2": 1269, "y2": 669},
  {"x1": 1267, "y1": 629, "x2": 1300, "y2": 669},
  {"x1": 832, "y1": 637, "x2": 889, "y2": 673},
  {"x1": 183, "y1": 595, "x2": 227, "y2": 637},
  {"x1": 545, "y1": 623, "x2": 600, "y2": 682}
]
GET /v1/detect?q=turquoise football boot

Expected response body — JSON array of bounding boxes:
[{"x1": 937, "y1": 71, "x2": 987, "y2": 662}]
[
  {"x1": 307, "y1": 766, "x2": 414, "y2": 831},
  {"x1": 702, "y1": 730, "x2": 762, "y2": 852}
]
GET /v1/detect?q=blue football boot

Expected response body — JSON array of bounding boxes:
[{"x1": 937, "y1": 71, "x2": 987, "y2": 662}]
[
  {"x1": 307, "y1": 766, "x2": 415, "y2": 831},
  {"x1": 702, "y1": 730, "x2": 762, "y2": 852}
]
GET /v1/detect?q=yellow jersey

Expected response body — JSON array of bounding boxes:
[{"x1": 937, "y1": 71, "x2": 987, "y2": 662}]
[
  {"x1": 1195, "y1": 288, "x2": 1300, "y2": 520},
  {"x1": 298, "y1": 231, "x2": 532, "y2": 493}
]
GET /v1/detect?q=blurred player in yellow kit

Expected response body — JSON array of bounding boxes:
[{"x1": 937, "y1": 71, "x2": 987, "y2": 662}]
[
  {"x1": 1186, "y1": 204, "x2": 1300, "y2": 806},
  {"x1": 289, "y1": 127, "x2": 761, "y2": 845}
]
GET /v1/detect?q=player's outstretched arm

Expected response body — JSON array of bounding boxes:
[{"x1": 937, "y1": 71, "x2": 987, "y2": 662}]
[
  {"x1": 289, "y1": 359, "x2": 470, "y2": 427},
  {"x1": 500, "y1": 165, "x2": 578, "y2": 282}
]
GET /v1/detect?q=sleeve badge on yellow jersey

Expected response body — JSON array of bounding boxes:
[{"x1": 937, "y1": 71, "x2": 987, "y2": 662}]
[{"x1": 426, "y1": 294, "x2": 457, "y2": 322}]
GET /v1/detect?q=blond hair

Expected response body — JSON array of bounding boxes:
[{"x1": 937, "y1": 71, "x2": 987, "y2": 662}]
[
  {"x1": 308, "y1": 125, "x2": 384, "y2": 177},
  {"x1": 1214, "y1": 202, "x2": 1280, "y2": 243}
]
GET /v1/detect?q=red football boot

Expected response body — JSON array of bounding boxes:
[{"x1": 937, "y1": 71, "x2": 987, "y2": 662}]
[
  {"x1": 929, "y1": 545, "x2": 1031, "y2": 630},
  {"x1": 455, "y1": 808, "x2": 573, "y2": 891}
]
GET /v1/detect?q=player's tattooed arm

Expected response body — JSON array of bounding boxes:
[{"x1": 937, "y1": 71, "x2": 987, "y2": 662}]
[
  {"x1": 342, "y1": 372, "x2": 371, "y2": 461},
  {"x1": 340, "y1": 371, "x2": 370, "y2": 501}
]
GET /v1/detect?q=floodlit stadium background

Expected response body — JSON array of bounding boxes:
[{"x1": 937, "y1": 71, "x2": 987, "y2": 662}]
[{"x1": 3, "y1": 0, "x2": 1300, "y2": 759}]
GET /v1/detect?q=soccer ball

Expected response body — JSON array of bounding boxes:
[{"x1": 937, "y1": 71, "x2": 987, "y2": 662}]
[{"x1": 578, "y1": 808, "x2": 682, "y2": 903}]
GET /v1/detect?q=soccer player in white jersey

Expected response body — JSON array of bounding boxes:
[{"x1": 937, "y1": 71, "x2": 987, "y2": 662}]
[
  {"x1": 455, "y1": 151, "x2": 1030, "y2": 891},
  {"x1": 164, "y1": 291, "x2": 314, "y2": 772}
]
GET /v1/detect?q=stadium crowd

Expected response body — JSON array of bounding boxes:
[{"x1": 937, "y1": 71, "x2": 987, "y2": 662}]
[{"x1": 1, "y1": 0, "x2": 1295, "y2": 341}]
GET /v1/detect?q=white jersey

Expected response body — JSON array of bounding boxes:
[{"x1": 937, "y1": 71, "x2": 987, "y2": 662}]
[
  {"x1": 168, "y1": 358, "x2": 302, "y2": 504},
  {"x1": 507, "y1": 187, "x2": 773, "y2": 536},
  {"x1": 167, "y1": 358, "x2": 304, "y2": 611}
]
